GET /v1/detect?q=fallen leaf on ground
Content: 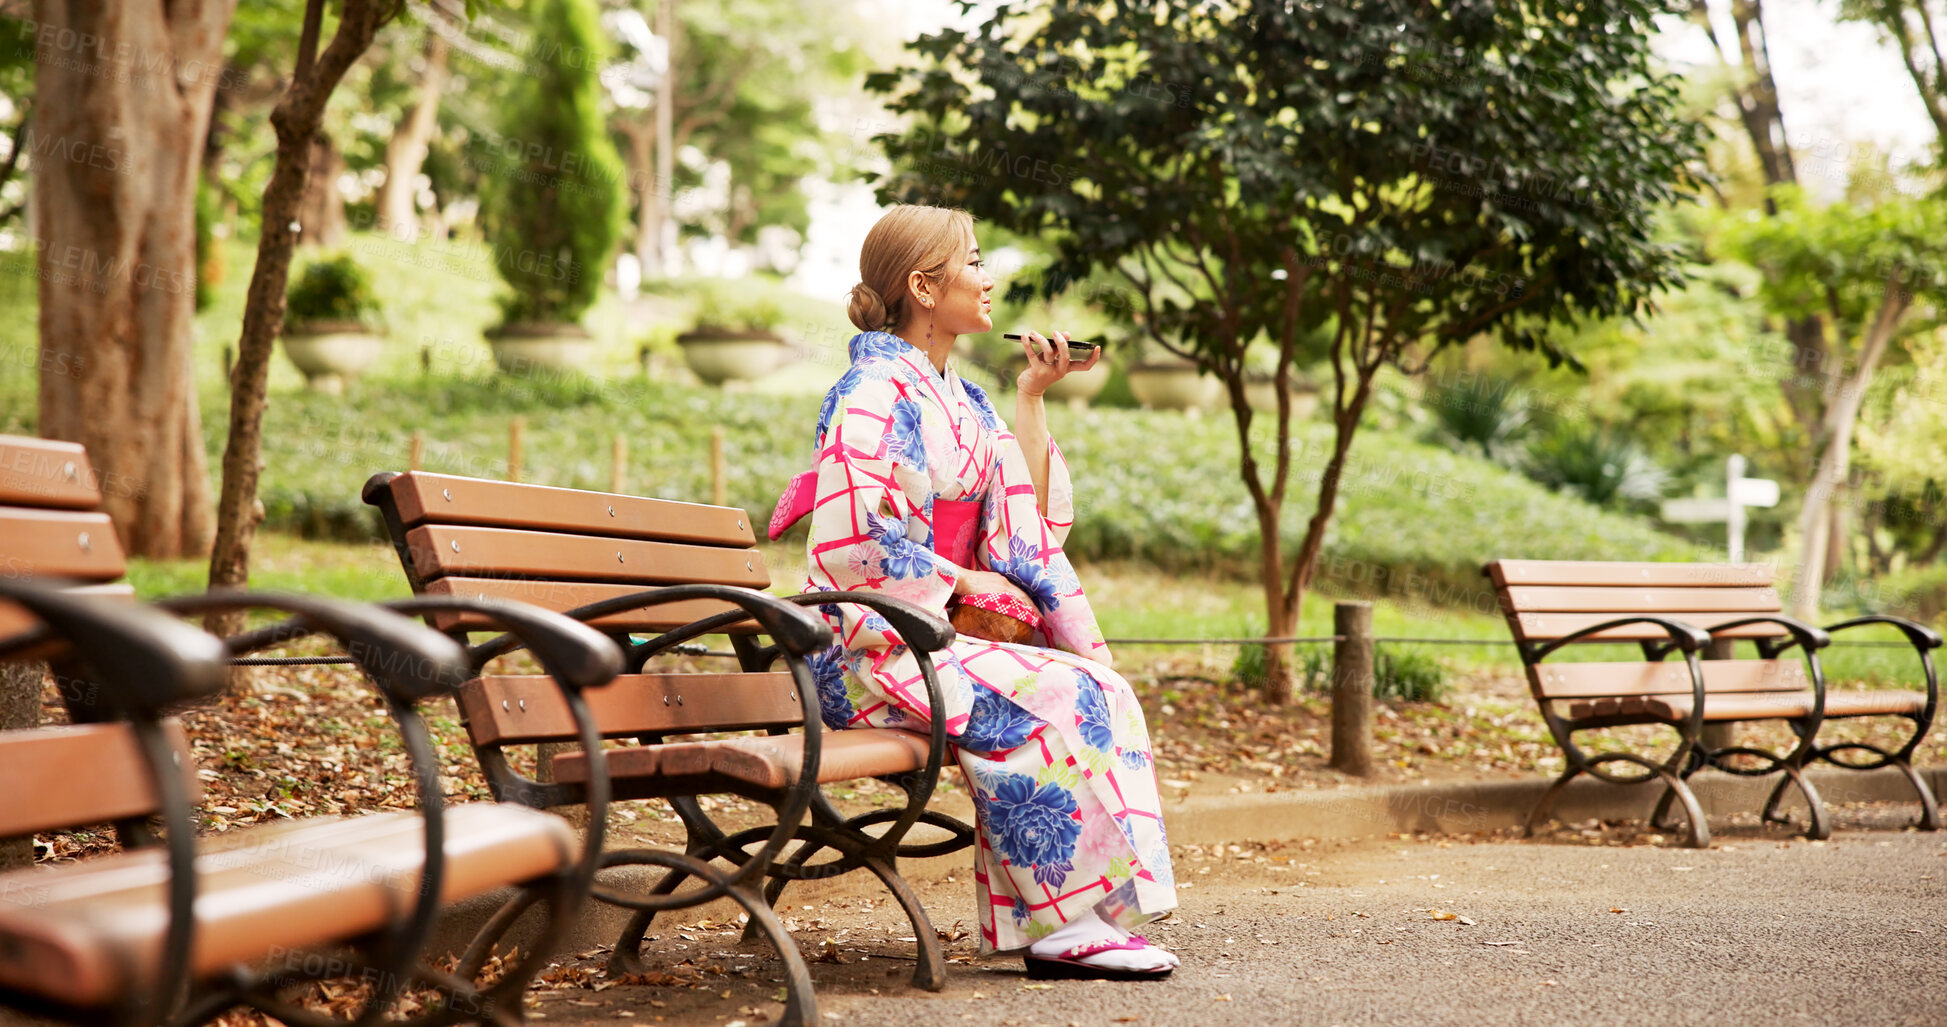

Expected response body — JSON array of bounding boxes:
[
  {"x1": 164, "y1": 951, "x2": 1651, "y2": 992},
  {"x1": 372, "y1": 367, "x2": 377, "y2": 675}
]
[{"x1": 1429, "y1": 910, "x2": 1458, "y2": 921}]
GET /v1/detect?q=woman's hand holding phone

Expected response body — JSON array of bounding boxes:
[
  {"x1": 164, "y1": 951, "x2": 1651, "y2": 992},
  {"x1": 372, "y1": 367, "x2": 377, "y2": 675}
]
[{"x1": 1014, "y1": 329, "x2": 1101, "y2": 397}]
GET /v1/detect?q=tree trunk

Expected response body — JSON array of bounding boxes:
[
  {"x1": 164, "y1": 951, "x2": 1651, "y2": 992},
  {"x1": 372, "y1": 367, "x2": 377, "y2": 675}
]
[
  {"x1": 1788, "y1": 284, "x2": 1910, "y2": 620},
  {"x1": 296, "y1": 133, "x2": 348, "y2": 248},
  {"x1": 1822, "y1": 494, "x2": 1848, "y2": 584},
  {"x1": 622, "y1": 118, "x2": 660, "y2": 268},
  {"x1": 647, "y1": 0, "x2": 677, "y2": 276},
  {"x1": 377, "y1": 18, "x2": 450, "y2": 237},
  {"x1": 206, "y1": 0, "x2": 399, "y2": 636},
  {"x1": 1255, "y1": 512, "x2": 1294, "y2": 698},
  {"x1": 1263, "y1": 372, "x2": 1377, "y2": 706},
  {"x1": 32, "y1": 0, "x2": 233, "y2": 559},
  {"x1": 1707, "y1": 0, "x2": 1832, "y2": 437}
]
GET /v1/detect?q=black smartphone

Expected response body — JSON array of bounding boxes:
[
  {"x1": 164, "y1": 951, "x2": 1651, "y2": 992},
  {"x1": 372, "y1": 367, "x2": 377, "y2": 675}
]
[{"x1": 1004, "y1": 334, "x2": 1101, "y2": 359}]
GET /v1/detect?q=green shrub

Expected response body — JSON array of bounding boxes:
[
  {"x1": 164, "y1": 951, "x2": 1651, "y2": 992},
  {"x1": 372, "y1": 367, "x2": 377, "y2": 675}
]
[
  {"x1": 1521, "y1": 419, "x2": 1667, "y2": 507},
  {"x1": 477, "y1": 0, "x2": 625, "y2": 327},
  {"x1": 1374, "y1": 645, "x2": 1448, "y2": 703},
  {"x1": 1876, "y1": 563, "x2": 1947, "y2": 626},
  {"x1": 1234, "y1": 642, "x2": 1427, "y2": 700},
  {"x1": 1423, "y1": 376, "x2": 1528, "y2": 462},
  {"x1": 284, "y1": 252, "x2": 384, "y2": 330}
]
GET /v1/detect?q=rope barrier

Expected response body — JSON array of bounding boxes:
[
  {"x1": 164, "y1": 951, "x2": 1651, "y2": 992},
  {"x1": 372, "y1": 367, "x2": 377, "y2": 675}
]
[
  {"x1": 1102, "y1": 635, "x2": 1914, "y2": 649},
  {"x1": 222, "y1": 636, "x2": 1911, "y2": 665}
]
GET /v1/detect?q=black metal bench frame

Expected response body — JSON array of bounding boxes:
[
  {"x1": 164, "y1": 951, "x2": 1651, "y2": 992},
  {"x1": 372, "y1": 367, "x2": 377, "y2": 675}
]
[
  {"x1": 0, "y1": 582, "x2": 619, "y2": 1027},
  {"x1": 362, "y1": 472, "x2": 979, "y2": 1025}
]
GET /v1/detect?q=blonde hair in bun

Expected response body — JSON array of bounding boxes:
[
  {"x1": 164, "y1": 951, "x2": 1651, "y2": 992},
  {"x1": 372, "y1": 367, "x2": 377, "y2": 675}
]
[{"x1": 847, "y1": 204, "x2": 976, "y2": 333}]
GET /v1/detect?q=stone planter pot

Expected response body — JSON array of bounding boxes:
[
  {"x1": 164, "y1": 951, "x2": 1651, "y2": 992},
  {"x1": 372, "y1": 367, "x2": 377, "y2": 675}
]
[
  {"x1": 1245, "y1": 378, "x2": 1322, "y2": 421},
  {"x1": 1128, "y1": 362, "x2": 1223, "y2": 412},
  {"x1": 487, "y1": 323, "x2": 595, "y2": 375},
  {"x1": 677, "y1": 329, "x2": 793, "y2": 386},
  {"x1": 281, "y1": 320, "x2": 384, "y2": 394}
]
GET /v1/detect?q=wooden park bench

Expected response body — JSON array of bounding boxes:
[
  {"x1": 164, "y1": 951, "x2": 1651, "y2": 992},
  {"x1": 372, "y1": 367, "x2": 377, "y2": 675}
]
[
  {"x1": 1484, "y1": 559, "x2": 1939, "y2": 848},
  {"x1": 0, "y1": 434, "x2": 623, "y2": 1025},
  {"x1": 363, "y1": 470, "x2": 967, "y2": 1026}
]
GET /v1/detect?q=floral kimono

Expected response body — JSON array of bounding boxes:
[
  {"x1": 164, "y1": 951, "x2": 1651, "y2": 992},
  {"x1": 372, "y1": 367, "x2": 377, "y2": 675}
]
[{"x1": 802, "y1": 331, "x2": 1177, "y2": 953}]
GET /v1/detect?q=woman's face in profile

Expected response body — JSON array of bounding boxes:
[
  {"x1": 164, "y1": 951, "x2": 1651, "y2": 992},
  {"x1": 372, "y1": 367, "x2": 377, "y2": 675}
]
[{"x1": 925, "y1": 241, "x2": 995, "y2": 337}]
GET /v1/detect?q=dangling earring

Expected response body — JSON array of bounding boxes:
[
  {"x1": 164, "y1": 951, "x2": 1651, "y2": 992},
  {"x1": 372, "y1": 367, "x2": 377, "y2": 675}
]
[{"x1": 926, "y1": 306, "x2": 934, "y2": 349}]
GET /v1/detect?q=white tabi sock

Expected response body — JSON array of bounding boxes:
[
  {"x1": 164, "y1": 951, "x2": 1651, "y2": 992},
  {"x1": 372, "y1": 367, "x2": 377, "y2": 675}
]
[{"x1": 1027, "y1": 910, "x2": 1178, "y2": 972}]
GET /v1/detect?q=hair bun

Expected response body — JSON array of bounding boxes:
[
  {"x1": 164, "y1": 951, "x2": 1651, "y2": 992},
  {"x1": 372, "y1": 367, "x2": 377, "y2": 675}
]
[{"x1": 847, "y1": 283, "x2": 889, "y2": 332}]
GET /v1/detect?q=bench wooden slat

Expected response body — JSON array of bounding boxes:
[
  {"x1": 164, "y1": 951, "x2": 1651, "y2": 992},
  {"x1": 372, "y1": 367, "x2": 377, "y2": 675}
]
[
  {"x1": 422, "y1": 577, "x2": 763, "y2": 634},
  {"x1": 0, "y1": 583, "x2": 136, "y2": 641},
  {"x1": 0, "y1": 805, "x2": 572, "y2": 1006},
  {"x1": 0, "y1": 436, "x2": 100, "y2": 509},
  {"x1": 1568, "y1": 689, "x2": 1927, "y2": 723},
  {"x1": 459, "y1": 672, "x2": 804, "y2": 746},
  {"x1": 387, "y1": 472, "x2": 756, "y2": 547},
  {"x1": 1529, "y1": 659, "x2": 1808, "y2": 700},
  {"x1": 1509, "y1": 611, "x2": 1794, "y2": 642},
  {"x1": 1501, "y1": 585, "x2": 1782, "y2": 614},
  {"x1": 1487, "y1": 560, "x2": 1773, "y2": 588},
  {"x1": 550, "y1": 729, "x2": 931, "y2": 793},
  {"x1": 0, "y1": 720, "x2": 199, "y2": 838},
  {"x1": 404, "y1": 525, "x2": 769, "y2": 588},
  {"x1": 0, "y1": 508, "x2": 126, "y2": 581}
]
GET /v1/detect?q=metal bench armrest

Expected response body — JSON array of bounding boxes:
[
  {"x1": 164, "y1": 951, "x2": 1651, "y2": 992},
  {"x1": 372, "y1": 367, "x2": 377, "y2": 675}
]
[
  {"x1": 1825, "y1": 614, "x2": 1938, "y2": 716},
  {"x1": 785, "y1": 591, "x2": 955, "y2": 653},
  {"x1": 470, "y1": 584, "x2": 833, "y2": 665},
  {"x1": 0, "y1": 579, "x2": 228, "y2": 715},
  {"x1": 1824, "y1": 615, "x2": 1943, "y2": 651},
  {"x1": 385, "y1": 595, "x2": 624, "y2": 691},
  {"x1": 1529, "y1": 616, "x2": 1712, "y2": 663},
  {"x1": 156, "y1": 591, "x2": 473, "y2": 702},
  {"x1": 1709, "y1": 615, "x2": 1832, "y2": 656}
]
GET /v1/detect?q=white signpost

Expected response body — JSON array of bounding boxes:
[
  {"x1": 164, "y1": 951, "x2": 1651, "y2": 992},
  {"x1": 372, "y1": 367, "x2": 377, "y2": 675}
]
[{"x1": 1659, "y1": 455, "x2": 1779, "y2": 563}]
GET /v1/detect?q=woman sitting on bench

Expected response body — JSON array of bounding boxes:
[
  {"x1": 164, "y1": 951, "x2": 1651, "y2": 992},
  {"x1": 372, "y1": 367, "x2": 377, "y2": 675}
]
[{"x1": 776, "y1": 204, "x2": 1179, "y2": 980}]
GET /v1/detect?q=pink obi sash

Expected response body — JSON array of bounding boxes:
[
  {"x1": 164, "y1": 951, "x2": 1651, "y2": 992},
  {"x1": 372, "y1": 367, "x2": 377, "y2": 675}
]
[{"x1": 929, "y1": 497, "x2": 981, "y2": 566}]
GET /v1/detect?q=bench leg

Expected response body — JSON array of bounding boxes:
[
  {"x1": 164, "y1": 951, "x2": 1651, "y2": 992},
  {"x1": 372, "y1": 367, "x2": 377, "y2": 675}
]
[
  {"x1": 860, "y1": 853, "x2": 946, "y2": 991},
  {"x1": 608, "y1": 867, "x2": 689, "y2": 977},
  {"x1": 743, "y1": 838, "x2": 828, "y2": 945},
  {"x1": 1650, "y1": 769, "x2": 1710, "y2": 849},
  {"x1": 1892, "y1": 756, "x2": 1942, "y2": 831},
  {"x1": 1523, "y1": 766, "x2": 1582, "y2": 838},
  {"x1": 1760, "y1": 765, "x2": 1832, "y2": 841},
  {"x1": 601, "y1": 865, "x2": 819, "y2": 1027}
]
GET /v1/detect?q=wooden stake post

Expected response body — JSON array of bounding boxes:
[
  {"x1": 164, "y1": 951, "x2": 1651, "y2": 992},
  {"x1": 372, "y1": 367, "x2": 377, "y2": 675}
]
[{"x1": 1330, "y1": 601, "x2": 1376, "y2": 777}]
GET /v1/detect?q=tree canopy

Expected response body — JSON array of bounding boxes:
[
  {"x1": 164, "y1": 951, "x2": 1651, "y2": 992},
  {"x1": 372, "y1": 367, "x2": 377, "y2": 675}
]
[{"x1": 865, "y1": 0, "x2": 1704, "y2": 698}]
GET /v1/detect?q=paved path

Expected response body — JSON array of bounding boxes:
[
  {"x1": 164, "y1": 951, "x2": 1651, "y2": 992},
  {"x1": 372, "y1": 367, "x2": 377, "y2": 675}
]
[{"x1": 527, "y1": 808, "x2": 1947, "y2": 1026}]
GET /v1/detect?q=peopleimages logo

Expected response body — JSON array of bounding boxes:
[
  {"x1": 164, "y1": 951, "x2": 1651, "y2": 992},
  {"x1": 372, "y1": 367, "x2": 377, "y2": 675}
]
[{"x1": 14, "y1": 19, "x2": 247, "y2": 91}]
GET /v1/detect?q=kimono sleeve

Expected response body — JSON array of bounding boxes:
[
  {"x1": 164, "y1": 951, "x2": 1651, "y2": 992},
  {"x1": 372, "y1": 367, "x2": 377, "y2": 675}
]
[
  {"x1": 1042, "y1": 437, "x2": 1077, "y2": 546},
  {"x1": 981, "y1": 427, "x2": 1113, "y2": 667},
  {"x1": 807, "y1": 376, "x2": 959, "y2": 625}
]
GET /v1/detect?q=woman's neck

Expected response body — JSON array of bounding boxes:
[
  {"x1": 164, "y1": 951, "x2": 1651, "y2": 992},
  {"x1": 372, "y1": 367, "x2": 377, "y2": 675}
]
[{"x1": 893, "y1": 324, "x2": 955, "y2": 374}]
